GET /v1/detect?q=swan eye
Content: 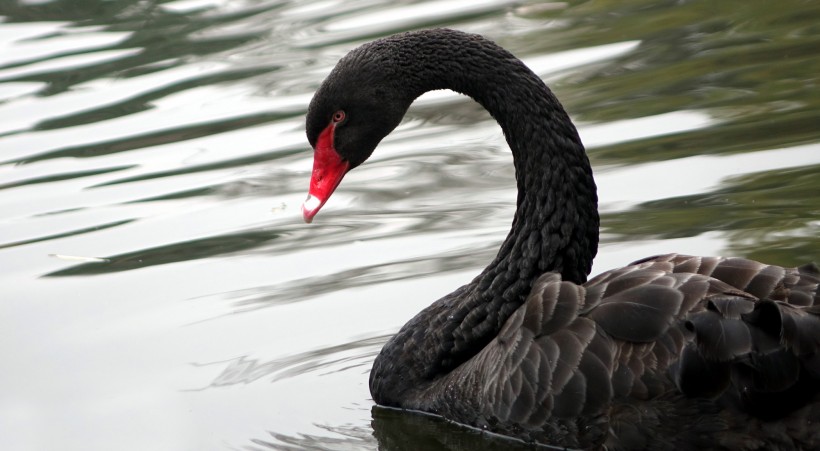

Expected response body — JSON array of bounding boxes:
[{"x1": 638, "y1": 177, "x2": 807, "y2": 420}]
[{"x1": 332, "y1": 110, "x2": 346, "y2": 123}]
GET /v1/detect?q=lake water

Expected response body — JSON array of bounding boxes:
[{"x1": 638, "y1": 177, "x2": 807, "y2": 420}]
[{"x1": 1, "y1": 0, "x2": 818, "y2": 449}]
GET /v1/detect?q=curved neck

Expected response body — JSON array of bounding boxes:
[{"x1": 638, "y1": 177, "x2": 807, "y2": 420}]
[
  {"x1": 369, "y1": 29, "x2": 599, "y2": 406},
  {"x1": 402, "y1": 31, "x2": 600, "y2": 286}
]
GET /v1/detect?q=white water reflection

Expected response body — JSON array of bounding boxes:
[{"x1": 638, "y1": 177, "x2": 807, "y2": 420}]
[
  {"x1": 580, "y1": 110, "x2": 715, "y2": 149},
  {"x1": 160, "y1": 0, "x2": 226, "y2": 14},
  {"x1": 596, "y1": 142, "x2": 820, "y2": 211},
  {"x1": 0, "y1": 23, "x2": 130, "y2": 67},
  {"x1": 0, "y1": 81, "x2": 44, "y2": 101},
  {"x1": 323, "y1": 0, "x2": 519, "y2": 33},
  {"x1": 0, "y1": 48, "x2": 142, "y2": 80},
  {"x1": 0, "y1": 63, "x2": 256, "y2": 145}
]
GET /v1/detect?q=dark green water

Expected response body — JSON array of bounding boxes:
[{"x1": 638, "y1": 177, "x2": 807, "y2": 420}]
[{"x1": 0, "y1": 0, "x2": 818, "y2": 449}]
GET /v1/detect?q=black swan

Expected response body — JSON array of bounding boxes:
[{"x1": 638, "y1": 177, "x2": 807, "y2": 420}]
[{"x1": 301, "y1": 29, "x2": 820, "y2": 449}]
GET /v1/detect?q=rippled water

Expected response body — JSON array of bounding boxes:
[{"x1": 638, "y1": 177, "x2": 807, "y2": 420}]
[{"x1": 1, "y1": 1, "x2": 818, "y2": 449}]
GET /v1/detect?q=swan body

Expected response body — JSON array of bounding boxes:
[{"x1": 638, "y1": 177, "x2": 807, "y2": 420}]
[{"x1": 302, "y1": 29, "x2": 820, "y2": 449}]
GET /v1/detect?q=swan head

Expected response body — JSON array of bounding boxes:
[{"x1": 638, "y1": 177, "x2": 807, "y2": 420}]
[{"x1": 302, "y1": 37, "x2": 418, "y2": 223}]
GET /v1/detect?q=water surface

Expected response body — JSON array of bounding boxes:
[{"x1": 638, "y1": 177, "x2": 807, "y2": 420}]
[{"x1": 1, "y1": 0, "x2": 818, "y2": 449}]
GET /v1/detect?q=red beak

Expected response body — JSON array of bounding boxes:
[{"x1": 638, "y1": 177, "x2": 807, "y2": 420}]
[{"x1": 302, "y1": 124, "x2": 350, "y2": 223}]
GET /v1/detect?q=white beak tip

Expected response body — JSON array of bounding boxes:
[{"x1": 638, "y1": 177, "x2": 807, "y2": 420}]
[{"x1": 301, "y1": 194, "x2": 323, "y2": 223}]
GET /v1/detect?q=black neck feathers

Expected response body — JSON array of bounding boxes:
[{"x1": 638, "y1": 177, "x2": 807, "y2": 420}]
[{"x1": 364, "y1": 29, "x2": 599, "y2": 404}]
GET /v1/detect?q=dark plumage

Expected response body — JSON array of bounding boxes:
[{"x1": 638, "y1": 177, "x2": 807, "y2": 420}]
[{"x1": 302, "y1": 29, "x2": 820, "y2": 449}]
